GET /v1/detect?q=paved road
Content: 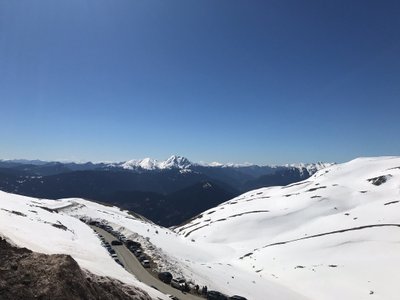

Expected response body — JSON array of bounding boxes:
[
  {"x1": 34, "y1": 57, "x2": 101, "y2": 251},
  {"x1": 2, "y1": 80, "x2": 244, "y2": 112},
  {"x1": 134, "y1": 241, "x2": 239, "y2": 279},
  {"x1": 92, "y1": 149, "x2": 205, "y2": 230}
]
[{"x1": 92, "y1": 226, "x2": 203, "y2": 300}]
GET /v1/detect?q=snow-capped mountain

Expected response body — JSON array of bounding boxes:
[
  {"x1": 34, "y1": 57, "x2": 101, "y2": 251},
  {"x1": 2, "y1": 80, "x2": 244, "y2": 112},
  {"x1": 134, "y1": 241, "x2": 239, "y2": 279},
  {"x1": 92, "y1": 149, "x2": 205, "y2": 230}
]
[
  {"x1": 119, "y1": 155, "x2": 192, "y2": 171},
  {"x1": 1, "y1": 156, "x2": 399, "y2": 299},
  {"x1": 121, "y1": 157, "x2": 159, "y2": 170},
  {"x1": 0, "y1": 156, "x2": 332, "y2": 227},
  {"x1": 0, "y1": 154, "x2": 333, "y2": 175},
  {"x1": 160, "y1": 155, "x2": 192, "y2": 169},
  {"x1": 114, "y1": 155, "x2": 333, "y2": 173},
  {"x1": 285, "y1": 162, "x2": 333, "y2": 176},
  {"x1": 201, "y1": 161, "x2": 333, "y2": 171}
]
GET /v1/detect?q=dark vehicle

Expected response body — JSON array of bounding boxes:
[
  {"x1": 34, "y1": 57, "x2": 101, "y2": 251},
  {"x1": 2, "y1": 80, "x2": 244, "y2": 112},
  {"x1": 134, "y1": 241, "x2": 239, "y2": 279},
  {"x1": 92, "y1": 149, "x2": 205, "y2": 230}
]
[
  {"x1": 131, "y1": 245, "x2": 140, "y2": 250},
  {"x1": 126, "y1": 240, "x2": 141, "y2": 248},
  {"x1": 108, "y1": 248, "x2": 115, "y2": 254},
  {"x1": 128, "y1": 246, "x2": 139, "y2": 253},
  {"x1": 170, "y1": 278, "x2": 186, "y2": 290},
  {"x1": 158, "y1": 271, "x2": 173, "y2": 284},
  {"x1": 111, "y1": 240, "x2": 123, "y2": 246},
  {"x1": 134, "y1": 249, "x2": 142, "y2": 256},
  {"x1": 229, "y1": 296, "x2": 247, "y2": 300},
  {"x1": 138, "y1": 255, "x2": 148, "y2": 262},
  {"x1": 207, "y1": 291, "x2": 229, "y2": 300},
  {"x1": 141, "y1": 259, "x2": 150, "y2": 268},
  {"x1": 104, "y1": 225, "x2": 113, "y2": 232}
]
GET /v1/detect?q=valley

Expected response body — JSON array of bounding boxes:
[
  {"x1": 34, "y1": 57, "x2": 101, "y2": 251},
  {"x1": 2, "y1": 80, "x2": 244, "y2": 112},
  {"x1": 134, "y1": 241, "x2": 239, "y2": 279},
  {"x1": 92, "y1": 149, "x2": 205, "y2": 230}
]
[
  {"x1": 1, "y1": 156, "x2": 399, "y2": 299},
  {"x1": 0, "y1": 156, "x2": 328, "y2": 226}
]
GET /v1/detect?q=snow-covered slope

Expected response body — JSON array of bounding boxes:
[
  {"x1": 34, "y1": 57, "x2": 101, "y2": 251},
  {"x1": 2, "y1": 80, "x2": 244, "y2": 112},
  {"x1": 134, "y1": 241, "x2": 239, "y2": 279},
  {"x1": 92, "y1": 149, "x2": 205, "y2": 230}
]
[
  {"x1": 55, "y1": 156, "x2": 400, "y2": 300},
  {"x1": 53, "y1": 198, "x2": 305, "y2": 300},
  {"x1": 0, "y1": 192, "x2": 167, "y2": 300},
  {"x1": 177, "y1": 156, "x2": 400, "y2": 300},
  {"x1": 1, "y1": 156, "x2": 399, "y2": 300}
]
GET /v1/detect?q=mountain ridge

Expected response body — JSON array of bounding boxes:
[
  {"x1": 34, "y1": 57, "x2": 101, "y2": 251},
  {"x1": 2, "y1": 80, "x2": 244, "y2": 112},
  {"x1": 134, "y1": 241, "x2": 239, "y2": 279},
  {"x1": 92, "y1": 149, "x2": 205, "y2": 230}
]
[
  {"x1": 1, "y1": 155, "x2": 334, "y2": 172},
  {"x1": 0, "y1": 156, "x2": 333, "y2": 226},
  {"x1": 0, "y1": 156, "x2": 399, "y2": 299}
]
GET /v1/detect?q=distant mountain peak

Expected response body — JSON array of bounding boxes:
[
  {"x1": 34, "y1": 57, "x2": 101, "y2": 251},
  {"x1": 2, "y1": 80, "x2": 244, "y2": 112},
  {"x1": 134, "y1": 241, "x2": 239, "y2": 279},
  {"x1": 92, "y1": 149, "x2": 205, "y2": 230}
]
[
  {"x1": 110, "y1": 157, "x2": 334, "y2": 174},
  {"x1": 161, "y1": 155, "x2": 192, "y2": 169},
  {"x1": 284, "y1": 162, "x2": 335, "y2": 176},
  {"x1": 120, "y1": 155, "x2": 192, "y2": 171},
  {"x1": 121, "y1": 158, "x2": 158, "y2": 170}
]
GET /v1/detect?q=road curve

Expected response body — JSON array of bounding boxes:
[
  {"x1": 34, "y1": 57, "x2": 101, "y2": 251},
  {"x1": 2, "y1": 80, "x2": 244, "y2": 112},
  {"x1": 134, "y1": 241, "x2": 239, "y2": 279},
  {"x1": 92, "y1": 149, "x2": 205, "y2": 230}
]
[{"x1": 92, "y1": 226, "x2": 203, "y2": 300}]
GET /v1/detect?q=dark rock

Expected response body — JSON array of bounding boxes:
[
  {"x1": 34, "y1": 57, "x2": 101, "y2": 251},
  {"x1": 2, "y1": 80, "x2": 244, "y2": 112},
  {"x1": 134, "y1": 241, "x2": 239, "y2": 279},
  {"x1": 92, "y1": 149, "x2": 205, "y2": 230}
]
[
  {"x1": 0, "y1": 238, "x2": 152, "y2": 300},
  {"x1": 367, "y1": 175, "x2": 391, "y2": 186}
]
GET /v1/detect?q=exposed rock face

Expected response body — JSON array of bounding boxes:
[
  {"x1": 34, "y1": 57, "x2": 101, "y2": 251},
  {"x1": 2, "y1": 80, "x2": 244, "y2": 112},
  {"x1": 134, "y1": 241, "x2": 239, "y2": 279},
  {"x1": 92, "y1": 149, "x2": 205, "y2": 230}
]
[{"x1": 0, "y1": 238, "x2": 152, "y2": 300}]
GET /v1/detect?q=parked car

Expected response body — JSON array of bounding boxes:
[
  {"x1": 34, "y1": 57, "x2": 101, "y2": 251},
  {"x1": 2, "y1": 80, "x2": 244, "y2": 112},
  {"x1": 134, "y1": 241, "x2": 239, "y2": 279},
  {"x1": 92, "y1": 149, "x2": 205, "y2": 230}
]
[
  {"x1": 207, "y1": 291, "x2": 229, "y2": 300},
  {"x1": 104, "y1": 225, "x2": 113, "y2": 232},
  {"x1": 158, "y1": 272, "x2": 173, "y2": 284},
  {"x1": 126, "y1": 240, "x2": 141, "y2": 248},
  {"x1": 128, "y1": 245, "x2": 139, "y2": 252},
  {"x1": 141, "y1": 259, "x2": 150, "y2": 268},
  {"x1": 229, "y1": 296, "x2": 247, "y2": 300},
  {"x1": 111, "y1": 240, "x2": 123, "y2": 246},
  {"x1": 170, "y1": 278, "x2": 186, "y2": 290},
  {"x1": 134, "y1": 249, "x2": 142, "y2": 256},
  {"x1": 138, "y1": 255, "x2": 148, "y2": 262}
]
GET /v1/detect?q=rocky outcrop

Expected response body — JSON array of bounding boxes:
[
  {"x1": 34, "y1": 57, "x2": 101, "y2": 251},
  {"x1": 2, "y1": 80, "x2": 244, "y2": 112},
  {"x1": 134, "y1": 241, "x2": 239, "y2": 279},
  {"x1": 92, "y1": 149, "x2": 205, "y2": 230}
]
[{"x1": 0, "y1": 238, "x2": 153, "y2": 300}]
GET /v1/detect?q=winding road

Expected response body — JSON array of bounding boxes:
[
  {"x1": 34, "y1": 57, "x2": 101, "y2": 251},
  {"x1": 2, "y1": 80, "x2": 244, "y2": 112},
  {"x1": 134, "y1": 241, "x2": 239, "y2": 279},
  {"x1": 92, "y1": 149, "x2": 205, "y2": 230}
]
[{"x1": 91, "y1": 226, "x2": 203, "y2": 300}]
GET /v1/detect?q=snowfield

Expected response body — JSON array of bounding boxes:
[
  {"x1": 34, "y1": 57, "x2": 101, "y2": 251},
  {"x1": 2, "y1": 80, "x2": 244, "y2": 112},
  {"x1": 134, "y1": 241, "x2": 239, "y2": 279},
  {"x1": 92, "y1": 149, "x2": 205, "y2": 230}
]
[
  {"x1": 0, "y1": 192, "x2": 167, "y2": 300},
  {"x1": 0, "y1": 156, "x2": 399, "y2": 300},
  {"x1": 177, "y1": 156, "x2": 400, "y2": 300}
]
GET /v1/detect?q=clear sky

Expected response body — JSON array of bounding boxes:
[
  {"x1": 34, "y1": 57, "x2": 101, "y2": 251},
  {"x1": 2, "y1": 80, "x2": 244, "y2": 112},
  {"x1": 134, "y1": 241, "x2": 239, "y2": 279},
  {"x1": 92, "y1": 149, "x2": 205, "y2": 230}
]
[{"x1": 0, "y1": 0, "x2": 399, "y2": 164}]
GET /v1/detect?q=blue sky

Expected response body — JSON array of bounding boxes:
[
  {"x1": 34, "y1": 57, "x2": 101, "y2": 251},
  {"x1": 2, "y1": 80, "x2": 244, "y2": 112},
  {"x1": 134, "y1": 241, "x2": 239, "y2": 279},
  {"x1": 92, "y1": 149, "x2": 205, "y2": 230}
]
[{"x1": 0, "y1": 0, "x2": 399, "y2": 164}]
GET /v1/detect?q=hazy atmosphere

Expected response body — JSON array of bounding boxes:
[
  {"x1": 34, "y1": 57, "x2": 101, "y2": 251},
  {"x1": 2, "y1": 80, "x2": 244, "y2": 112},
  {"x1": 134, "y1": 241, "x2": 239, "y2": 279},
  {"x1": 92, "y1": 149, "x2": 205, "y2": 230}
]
[{"x1": 1, "y1": 0, "x2": 399, "y2": 164}]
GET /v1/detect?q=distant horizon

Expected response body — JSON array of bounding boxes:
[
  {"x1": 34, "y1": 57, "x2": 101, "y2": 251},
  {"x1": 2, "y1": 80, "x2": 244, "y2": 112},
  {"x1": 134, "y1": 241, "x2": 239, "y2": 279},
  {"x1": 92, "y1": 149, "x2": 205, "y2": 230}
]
[
  {"x1": 0, "y1": 154, "x2": 331, "y2": 165},
  {"x1": 1, "y1": 1, "x2": 399, "y2": 165},
  {"x1": 1, "y1": 151, "x2": 399, "y2": 166},
  {"x1": 2, "y1": 154, "x2": 399, "y2": 167}
]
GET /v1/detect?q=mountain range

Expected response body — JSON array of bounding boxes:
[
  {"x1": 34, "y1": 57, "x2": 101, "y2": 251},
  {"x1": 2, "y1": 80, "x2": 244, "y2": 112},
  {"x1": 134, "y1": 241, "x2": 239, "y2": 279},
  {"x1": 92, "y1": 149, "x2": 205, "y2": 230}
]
[
  {"x1": 0, "y1": 156, "x2": 332, "y2": 226},
  {"x1": 0, "y1": 156, "x2": 399, "y2": 299}
]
